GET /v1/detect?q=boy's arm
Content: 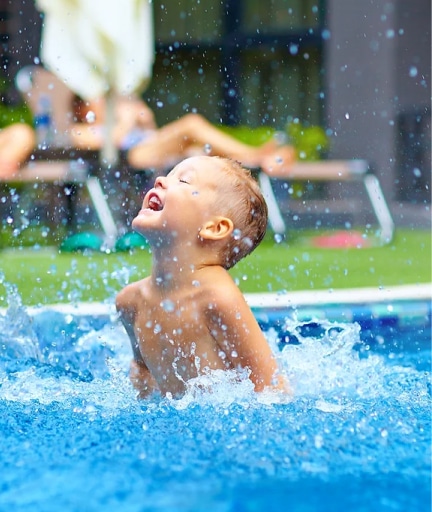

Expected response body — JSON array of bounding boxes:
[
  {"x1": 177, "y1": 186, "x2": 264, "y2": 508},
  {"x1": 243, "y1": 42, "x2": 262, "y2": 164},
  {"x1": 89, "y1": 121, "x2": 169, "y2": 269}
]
[
  {"x1": 116, "y1": 287, "x2": 159, "y2": 398},
  {"x1": 208, "y1": 285, "x2": 290, "y2": 394},
  {"x1": 129, "y1": 359, "x2": 159, "y2": 399}
]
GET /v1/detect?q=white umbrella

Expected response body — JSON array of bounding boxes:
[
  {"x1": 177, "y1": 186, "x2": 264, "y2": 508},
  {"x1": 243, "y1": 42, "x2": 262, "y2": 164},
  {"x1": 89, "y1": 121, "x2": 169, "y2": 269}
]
[{"x1": 35, "y1": 0, "x2": 154, "y2": 165}]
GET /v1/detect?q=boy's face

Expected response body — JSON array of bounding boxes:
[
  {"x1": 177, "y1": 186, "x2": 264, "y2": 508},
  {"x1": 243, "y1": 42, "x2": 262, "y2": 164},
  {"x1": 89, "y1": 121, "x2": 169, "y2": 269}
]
[{"x1": 132, "y1": 156, "x2": 225, "y2": 239}]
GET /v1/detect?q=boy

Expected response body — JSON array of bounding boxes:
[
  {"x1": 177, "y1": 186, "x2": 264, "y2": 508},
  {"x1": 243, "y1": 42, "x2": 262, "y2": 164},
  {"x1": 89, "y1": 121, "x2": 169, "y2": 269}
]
[{"x1": 116, "y1": 155, "x2": 288, "y2": 398}]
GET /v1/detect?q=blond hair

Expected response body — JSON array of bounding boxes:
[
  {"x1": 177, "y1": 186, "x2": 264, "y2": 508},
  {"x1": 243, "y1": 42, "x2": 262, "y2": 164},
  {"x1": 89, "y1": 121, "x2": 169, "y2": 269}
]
[{"x1": 212, "y1": 157, "x2": 268, "y2": 270}]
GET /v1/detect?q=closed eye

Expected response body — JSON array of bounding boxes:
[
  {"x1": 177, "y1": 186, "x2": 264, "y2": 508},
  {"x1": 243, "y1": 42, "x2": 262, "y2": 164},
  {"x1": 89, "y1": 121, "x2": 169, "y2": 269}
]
[{"x1": 179, "y1": 179, "x2": 189, "y2": 184}]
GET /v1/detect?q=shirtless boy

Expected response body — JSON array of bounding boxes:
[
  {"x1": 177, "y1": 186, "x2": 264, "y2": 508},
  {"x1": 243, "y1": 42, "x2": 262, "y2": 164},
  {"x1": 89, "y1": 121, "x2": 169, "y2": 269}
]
[{"x1": 116, "y1": 155, "x2": 288, "y2": 398}]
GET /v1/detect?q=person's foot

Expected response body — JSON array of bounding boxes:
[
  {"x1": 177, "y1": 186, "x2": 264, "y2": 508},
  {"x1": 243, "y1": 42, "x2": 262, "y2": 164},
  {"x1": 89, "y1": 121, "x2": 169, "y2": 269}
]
[{"x1": 260, "y1": 146, "x2": 296, "y2": 177}]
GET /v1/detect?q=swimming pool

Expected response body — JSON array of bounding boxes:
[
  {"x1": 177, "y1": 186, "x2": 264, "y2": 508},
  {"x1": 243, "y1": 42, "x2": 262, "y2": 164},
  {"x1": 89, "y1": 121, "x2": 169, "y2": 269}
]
[{"x1": 0, "y1": 284, "x2": 430, "y2": 512}]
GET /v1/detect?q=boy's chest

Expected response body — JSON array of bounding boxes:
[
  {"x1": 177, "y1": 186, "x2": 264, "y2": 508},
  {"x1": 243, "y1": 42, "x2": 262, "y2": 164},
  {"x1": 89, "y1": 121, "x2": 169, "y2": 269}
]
[
  {"x1": 132, "y1": 290, "x2": 227, "y2": 378},
  {"x1": 134, "y1": 292, "x2": 214, "y2": 356}
]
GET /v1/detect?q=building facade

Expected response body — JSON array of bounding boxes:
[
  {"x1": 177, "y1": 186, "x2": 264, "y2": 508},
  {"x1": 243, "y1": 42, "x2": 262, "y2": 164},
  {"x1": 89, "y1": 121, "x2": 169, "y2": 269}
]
[{"x1": 1, "y1": 0, "x2": 430, "y2": 223}]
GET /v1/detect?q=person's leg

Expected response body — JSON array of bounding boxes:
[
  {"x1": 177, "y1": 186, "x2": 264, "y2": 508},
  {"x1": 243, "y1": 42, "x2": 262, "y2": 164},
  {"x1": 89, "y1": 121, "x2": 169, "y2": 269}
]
[
  {"x1": 0, "y1": 124, "x2": 35, "y2": 178},
  {"x1": 127, "y1": 113, "x2": 295, "y2": 175},
  {"x1": 70, "y1": 122, "x2": 104, "y2": 149}
]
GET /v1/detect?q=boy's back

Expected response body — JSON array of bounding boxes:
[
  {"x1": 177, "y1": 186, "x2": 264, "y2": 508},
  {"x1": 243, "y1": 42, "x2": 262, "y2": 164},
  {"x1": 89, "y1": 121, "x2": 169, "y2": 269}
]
[{"x1": 117, "y1": 263, "x2": 273, "y2": 397}]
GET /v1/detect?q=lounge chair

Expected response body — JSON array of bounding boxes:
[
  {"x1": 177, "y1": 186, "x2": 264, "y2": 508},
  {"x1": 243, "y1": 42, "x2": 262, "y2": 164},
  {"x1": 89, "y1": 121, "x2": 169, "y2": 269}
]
[{"x1": 257, "y1": 159, "x2": 394, "y2": 244}]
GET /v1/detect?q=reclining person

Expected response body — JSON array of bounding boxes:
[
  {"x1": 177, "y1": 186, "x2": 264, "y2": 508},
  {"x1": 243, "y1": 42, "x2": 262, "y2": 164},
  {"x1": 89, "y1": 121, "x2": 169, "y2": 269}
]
[{"x1": 70, "y1": 96, "x2": 296, "y2": 176}]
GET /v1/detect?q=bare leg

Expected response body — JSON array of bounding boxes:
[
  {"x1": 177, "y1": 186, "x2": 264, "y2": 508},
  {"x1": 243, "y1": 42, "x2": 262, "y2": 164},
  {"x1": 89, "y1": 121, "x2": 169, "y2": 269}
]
[
  {"x1": 127, "y1": 113, "x2": 295, "y2": 175},
  {"x1": 0, "y1": 124, "x2": 35, "y2": 178},
  {"x1": 70, "y1": 123, "x2": 104, "y2": 149}
]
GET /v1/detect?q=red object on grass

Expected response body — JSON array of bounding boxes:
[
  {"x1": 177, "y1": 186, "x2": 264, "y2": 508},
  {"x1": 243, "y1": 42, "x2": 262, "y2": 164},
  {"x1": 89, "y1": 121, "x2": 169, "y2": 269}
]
[{"x1": 311, "y1": 231, "x2": 370, "y2": 248}]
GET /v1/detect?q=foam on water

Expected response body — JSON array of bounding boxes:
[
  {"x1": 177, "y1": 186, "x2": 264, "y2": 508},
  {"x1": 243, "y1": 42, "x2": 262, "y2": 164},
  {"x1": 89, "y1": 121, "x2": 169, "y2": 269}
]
[{"x1": 0, "y1": 295, "x2": 429, "y2": 410}]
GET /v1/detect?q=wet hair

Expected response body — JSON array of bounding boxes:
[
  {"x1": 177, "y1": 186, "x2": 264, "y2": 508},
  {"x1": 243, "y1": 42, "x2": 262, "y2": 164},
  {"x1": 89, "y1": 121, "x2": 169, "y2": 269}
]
[{"x1": 212, "y1": 157, "x2": 268, "y2": 270}]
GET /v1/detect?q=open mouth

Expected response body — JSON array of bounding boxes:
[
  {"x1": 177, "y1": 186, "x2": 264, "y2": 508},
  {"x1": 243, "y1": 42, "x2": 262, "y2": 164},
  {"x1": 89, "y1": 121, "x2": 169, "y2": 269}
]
[{"x1": 147, "y1": 193, "x2": 163, "y2": 211}]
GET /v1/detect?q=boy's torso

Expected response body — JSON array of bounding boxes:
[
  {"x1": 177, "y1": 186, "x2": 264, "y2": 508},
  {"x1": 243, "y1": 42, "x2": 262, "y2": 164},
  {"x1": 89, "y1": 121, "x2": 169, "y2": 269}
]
[{"x1": 131, "y1": 274, "x2": 233, "y2": 395}]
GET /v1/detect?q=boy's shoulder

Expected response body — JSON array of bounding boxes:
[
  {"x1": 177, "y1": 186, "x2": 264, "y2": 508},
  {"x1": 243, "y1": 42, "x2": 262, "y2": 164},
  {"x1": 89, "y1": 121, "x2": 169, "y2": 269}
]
[
  {"x1": 116, "y1": 277, "x2": 150, "y2": 310},
  {"x1": 198, "y1": 266, "x2": 246, "y2": 307}
]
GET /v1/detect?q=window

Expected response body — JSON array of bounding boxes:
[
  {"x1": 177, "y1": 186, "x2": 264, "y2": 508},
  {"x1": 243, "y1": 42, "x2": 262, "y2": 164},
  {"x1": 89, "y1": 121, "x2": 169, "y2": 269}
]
[{"x1": 148, "y1": 0, "x2": 325, "y2": 129}]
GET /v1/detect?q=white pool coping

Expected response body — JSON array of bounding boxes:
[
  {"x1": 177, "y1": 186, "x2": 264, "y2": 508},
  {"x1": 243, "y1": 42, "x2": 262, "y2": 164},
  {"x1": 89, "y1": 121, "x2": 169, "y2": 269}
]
[
  {"x1": 246, "y1": 283, "x2": 432, "y2": 308},
  {"x1": 3, "y1": 283, "x2": 430, "y2": 317}
]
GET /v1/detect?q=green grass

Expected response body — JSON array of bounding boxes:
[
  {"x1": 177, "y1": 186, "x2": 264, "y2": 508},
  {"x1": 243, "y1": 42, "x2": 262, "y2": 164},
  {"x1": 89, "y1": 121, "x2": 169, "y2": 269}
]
[{"x1": 0, "y1": 228, "x2": 430, "y2": 308}]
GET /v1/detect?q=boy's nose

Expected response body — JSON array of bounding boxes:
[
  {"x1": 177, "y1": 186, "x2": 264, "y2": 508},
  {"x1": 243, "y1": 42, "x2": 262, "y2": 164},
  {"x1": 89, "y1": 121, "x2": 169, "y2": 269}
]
[{"x1": 154, "y1": 176, "x2": 167, "y2": 189}]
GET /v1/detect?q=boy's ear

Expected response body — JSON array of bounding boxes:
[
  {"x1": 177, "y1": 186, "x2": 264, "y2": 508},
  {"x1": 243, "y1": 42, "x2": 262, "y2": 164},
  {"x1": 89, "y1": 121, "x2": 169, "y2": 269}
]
[{"x1": 199, "y1": 216, "x2": 234, "y2": 241}]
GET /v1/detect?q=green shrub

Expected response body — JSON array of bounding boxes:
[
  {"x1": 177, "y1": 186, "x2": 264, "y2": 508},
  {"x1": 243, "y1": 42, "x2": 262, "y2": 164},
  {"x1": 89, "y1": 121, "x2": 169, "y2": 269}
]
[
  {"x1": 0, "y1": 103, "x2": 33, "y2": 129},
  {"x1": 0, "y1": 78, "x2": 33, "y2": 129},
  {"x1": 218, "y1": 122, "x2": 329, "y2": 161},
  {"x1": 286, "y1": 121, "x2": 329, "y2": 161},
  {"x1": 218, "y1": 125, "x2": 275, "y2": 146}
]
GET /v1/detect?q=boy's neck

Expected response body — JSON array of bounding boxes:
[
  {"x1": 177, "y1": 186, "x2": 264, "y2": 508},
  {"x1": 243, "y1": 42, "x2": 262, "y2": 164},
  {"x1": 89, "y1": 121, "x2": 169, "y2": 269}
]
[{"x1": 149, "y1": 245, "x2": 214, "y2": 291}]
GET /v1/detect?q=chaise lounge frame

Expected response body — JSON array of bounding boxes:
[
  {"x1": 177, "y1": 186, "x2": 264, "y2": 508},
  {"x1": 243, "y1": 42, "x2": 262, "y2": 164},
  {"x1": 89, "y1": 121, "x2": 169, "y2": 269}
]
[{"x1": 258, "y1": 159, "x2": 395, "y2": 244}]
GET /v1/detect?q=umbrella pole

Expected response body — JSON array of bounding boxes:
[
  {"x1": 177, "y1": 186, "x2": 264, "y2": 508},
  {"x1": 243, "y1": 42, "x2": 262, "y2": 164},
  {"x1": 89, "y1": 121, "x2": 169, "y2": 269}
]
[
  {"x1": 99, "y1": 88, "x2": 120, "y2": 249},
  {"x1": 101, "y1": 88, "x2": 119, "y2": 167}
]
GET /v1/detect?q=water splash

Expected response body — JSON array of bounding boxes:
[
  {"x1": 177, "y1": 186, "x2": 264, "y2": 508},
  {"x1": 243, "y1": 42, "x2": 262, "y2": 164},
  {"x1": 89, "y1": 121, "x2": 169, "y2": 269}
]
[
  {"x1": 0, "y1": 302, "x2": 429, "y2": 511},
  {"x1": 0, "y1": 300, "x2": 429, "y2": 411},
  {"x1": 0, "y1": 273, "x2": 40, "y2": 360}
]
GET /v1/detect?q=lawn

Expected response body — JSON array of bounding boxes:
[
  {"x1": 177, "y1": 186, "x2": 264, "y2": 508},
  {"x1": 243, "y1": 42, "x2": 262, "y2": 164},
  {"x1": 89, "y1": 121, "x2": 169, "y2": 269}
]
[{"x1": 0, "y1": 228, "x2": 430, "y2": 308}]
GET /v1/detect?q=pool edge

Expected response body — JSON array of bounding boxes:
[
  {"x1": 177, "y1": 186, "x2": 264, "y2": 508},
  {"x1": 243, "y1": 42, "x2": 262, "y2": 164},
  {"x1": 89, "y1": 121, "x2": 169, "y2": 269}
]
[{"x1": 2, "y1": 283, "x2": 430, "y2": 317}]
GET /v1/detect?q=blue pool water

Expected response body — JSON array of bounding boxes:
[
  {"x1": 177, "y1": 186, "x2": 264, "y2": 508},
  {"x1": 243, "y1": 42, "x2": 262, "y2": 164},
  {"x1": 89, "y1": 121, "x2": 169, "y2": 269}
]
[{"x1": 0, "y1": 287, "x2": 430, "y2": 512}]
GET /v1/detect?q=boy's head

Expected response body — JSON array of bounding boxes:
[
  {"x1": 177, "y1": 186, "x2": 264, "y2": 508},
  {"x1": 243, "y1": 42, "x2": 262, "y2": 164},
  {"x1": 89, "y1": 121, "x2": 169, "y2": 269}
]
[
  {"x1": 205, "y1": 156, "x2": 268, "y2": 269},
  {"x1": 134, "y1": 156, "x2": 268, "y2": 269}
]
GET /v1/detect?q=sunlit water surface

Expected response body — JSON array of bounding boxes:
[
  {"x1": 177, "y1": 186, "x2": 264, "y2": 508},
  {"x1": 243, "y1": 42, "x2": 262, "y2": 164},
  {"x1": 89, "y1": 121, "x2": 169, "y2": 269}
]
[{"x1": 0, "y1": 293, "x2": 430, "y2": 512}]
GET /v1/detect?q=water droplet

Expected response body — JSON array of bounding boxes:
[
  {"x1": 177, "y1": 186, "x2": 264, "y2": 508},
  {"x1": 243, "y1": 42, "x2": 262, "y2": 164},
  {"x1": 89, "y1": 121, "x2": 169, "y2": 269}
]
[
  {"x1": 233, "y1": 228, "x2": 242, "y2": 240},
  {"x1": 85, "y1": 110, "x2": 96, "y2": 123},
  {"x1": 314, "y1": 435, "x2": 324, "y2": 449},
  {"x1": 204, "y1": 143, "x2": 212, "y2": 154},
  {"x1": 409, "y1": 66, "x2": 418, "y2": 77},
  {"x1": 413, "y1": 168, "x2": 421, "y2": 177},
  {"x1": 243, "y1": 237, "x2": 253, "y2": 248},
  {"x1": 345, "y1": 112, "x2": 350, "y2": 119},
  {"x1": 153, "y1": 324, "x2": 162, "y2": 334},
  {"x1": 274, "y1": 233, "x2": 284, "y2": 243},
  {"x1": 160, "y1": 299, "x2": 175, "y2": 312},
  {"x1": 156, "y1": 100, "x2": 164, "y2": 108},
  {"x1": 386, "y1": 29, "x2": 395, "y2": 39}
]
